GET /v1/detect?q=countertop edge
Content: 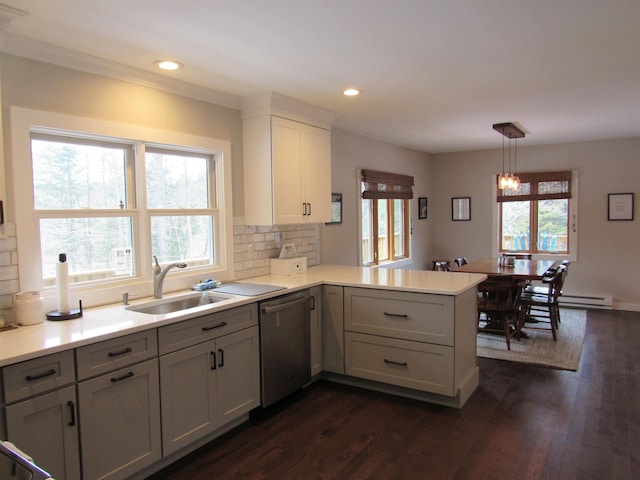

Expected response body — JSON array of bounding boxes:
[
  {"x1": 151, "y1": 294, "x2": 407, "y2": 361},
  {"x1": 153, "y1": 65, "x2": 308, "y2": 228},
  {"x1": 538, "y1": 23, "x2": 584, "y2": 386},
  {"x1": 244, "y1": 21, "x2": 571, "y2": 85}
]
[{"x1": 0, "y1": 266, "x2": 486, "y2": 367}]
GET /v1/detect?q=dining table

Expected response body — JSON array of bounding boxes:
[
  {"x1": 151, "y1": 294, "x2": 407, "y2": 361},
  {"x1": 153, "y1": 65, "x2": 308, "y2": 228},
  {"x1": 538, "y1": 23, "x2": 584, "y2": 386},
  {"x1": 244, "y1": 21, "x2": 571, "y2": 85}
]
[
  {"x1": 453, "y1": 258, "x2": 559, "y2": 280},
  {"x1": 453, "y1": 258, "x2": 560, "y2": 340}
]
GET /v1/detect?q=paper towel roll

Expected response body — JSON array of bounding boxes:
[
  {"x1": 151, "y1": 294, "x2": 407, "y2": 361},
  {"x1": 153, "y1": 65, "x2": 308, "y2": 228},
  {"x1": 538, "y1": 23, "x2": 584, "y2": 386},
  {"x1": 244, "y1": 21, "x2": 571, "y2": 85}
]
[{"x1": 57, "y1": 253, "x2": 70, "y2": 314}]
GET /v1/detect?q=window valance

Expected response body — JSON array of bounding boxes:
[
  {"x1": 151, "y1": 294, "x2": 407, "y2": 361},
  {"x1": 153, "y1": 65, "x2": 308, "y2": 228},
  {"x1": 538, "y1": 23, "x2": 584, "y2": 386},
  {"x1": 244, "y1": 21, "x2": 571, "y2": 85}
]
[
  {"x1": 361, "y1": 169, "x2": 414, "y2": 200},
  {"x1": 497, "y1": 171, "x2": 572, "y2": 203}
]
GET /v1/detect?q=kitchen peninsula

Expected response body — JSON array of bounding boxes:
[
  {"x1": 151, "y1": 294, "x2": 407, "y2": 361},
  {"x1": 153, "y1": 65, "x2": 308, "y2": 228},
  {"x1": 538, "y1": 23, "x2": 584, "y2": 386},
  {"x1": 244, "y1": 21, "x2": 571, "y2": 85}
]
[{"x1": 0, "y1": 265, "x2": 485, "y2": 480}]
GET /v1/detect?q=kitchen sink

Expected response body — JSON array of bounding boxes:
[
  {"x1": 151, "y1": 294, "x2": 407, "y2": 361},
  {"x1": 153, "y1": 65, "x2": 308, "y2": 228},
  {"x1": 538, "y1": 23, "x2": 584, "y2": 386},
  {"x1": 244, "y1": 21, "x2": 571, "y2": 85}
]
[{"x1": 126, "y1": 292, "x2": 235, "y2": 315}]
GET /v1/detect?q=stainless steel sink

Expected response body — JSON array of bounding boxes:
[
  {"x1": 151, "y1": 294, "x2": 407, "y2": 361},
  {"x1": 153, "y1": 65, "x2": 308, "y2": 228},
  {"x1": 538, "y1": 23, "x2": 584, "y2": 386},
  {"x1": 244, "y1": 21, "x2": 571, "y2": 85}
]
[{"x1": 125, "y1": 292, "x2": 235, "y2": 315}]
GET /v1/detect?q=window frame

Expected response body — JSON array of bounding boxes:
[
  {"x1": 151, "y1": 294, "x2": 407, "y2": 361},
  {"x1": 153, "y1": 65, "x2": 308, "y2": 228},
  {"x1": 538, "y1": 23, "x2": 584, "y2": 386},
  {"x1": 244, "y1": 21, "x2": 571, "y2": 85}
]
[
  {"x1": 493, "y1": 170, "x2": 578, "y2": 261},
  {"x1": 10, "y1": 107, "x2": 234, "y2": 309},
  {"x1": 359, "y1": 169, "x2": 413, "y2": 267}
]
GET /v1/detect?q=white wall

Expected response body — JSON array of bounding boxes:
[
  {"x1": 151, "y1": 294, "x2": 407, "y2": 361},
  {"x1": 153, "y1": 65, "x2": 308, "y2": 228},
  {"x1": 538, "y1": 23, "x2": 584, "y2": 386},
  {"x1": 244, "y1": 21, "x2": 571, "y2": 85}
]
[
  {"x1": 431, "y1": 138, "x2": 640, "y2": 310},
  {"x1": 2, "y1": 54, "x2": 638, "y2": 311},
  {"x1": 321, "y1": 129, "x2": 432, "y2": 269}
]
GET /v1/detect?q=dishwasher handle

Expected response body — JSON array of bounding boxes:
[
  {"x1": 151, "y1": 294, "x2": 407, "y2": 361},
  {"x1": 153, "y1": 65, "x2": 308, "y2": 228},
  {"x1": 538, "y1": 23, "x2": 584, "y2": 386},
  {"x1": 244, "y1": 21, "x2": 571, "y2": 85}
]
[
  {"x1": 0, "y1": 441, "x2": 54, "y2": 480},
  {"x1": 261, "y1": 296, "x2": 309, "y2": 315}
]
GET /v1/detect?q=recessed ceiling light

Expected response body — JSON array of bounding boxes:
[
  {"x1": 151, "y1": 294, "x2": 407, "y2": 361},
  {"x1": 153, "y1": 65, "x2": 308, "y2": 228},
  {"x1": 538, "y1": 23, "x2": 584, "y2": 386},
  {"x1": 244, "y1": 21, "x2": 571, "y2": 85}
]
[
  {"x1": 154, "y1": 60, "x2": 183, "y2": 71},
  {"x1": 343, "y1": 88, "x2": 361, "y2": 96}
]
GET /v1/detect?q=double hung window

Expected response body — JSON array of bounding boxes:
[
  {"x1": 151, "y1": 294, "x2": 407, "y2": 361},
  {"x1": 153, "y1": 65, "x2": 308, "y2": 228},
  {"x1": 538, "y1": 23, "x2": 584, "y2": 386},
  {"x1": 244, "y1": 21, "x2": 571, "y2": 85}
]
[
  {"x1": 498, "y1": 171, "x2": 572, "y2": 254},
  {"x1": 12, "y1": 108, "x2": 233, "y2": 305},
  {"x1": 360, "y1": 169, "x2": 413, "y2": 266}
]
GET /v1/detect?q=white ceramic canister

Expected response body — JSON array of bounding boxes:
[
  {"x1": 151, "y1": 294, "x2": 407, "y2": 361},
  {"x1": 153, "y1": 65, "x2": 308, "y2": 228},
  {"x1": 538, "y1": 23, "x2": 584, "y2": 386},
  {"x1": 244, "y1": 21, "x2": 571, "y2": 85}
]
[{"x1": 14, "y1": 291, "x2": 45, "y2": 325}]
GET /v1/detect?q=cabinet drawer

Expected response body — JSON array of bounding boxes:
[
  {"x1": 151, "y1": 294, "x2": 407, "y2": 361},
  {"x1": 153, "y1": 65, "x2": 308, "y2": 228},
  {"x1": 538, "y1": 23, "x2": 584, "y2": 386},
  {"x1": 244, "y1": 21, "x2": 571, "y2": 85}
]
[
  {"x1": 345, "y1": 287, "x2": 454, "y2": 346},
  {"x1": 76, "y1": 330, "x2": 158, "y2": 380},
  {"x1": 345, "y1": 332, "x2": 454, "y2": 396},
  {"x1": 2, "y1": 350, "x2": 75, "y2": 404},
  {"x1": 158, "y1": 303, "x2": 258, "y2": 354}
]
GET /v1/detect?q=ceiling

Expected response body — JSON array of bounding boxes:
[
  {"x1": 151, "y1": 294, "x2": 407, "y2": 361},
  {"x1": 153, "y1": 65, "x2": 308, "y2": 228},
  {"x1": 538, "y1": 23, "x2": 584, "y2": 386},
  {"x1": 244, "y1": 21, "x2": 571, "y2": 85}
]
[{"x1": 1, "y1": 0, "x2": 639, "y2": 154}]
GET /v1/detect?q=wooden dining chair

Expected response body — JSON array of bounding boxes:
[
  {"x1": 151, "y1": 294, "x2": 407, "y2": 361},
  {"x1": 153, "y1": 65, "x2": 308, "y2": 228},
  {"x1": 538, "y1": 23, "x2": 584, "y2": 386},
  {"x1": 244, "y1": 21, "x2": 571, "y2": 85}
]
[
  {"x1": 432, "y1": 260, "x2": 451, "y2": 271},
  {"x1": 454, "y1": 257, "x2": 468, "y2": 267},
  {"x1": 477, "y1": 277, "x2": 525, "y2": 350},
  {"x1": 519, "y1": 265, "x2": 567, "y2": 340}
]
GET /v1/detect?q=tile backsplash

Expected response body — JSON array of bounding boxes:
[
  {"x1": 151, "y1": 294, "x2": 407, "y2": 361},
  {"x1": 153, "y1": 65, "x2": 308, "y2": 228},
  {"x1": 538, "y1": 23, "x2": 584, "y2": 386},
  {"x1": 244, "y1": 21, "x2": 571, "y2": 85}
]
[
  {"x1": 0, "y1": 223, "x2": 19, "y2": 313},
  {"x1": 0, "y1": 220, "x2": 321, "y2": 318},
  {"x1": 233, "y1": 220, "x2": 320, "y2": 280}
]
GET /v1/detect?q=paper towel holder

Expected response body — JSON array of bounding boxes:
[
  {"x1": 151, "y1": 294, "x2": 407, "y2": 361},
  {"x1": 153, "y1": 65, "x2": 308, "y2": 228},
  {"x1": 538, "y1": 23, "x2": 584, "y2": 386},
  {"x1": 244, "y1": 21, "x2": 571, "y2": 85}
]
[{"x1": 46, "y1": 300, "x2": 83, "y2": 321}]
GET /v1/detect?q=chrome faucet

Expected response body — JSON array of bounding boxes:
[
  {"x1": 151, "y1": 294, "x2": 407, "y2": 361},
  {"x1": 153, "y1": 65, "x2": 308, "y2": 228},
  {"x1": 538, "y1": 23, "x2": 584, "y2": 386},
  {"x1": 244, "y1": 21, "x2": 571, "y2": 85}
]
[{"x1": 153, "y1": 256, "x2": 187, "y2": 299}]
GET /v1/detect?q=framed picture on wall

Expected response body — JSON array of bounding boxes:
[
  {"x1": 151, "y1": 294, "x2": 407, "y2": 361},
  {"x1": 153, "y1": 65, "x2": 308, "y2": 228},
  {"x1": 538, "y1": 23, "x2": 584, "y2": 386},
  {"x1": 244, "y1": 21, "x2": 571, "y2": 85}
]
[
  {"x1": 608, "y1": 193, "x2": 634, "y2": 221},
  {"x1": 452, "y1": 197, "x2": 471, "y2": 221},
  {"x1": 418, "y1": 197, "x2": 428, "y2": 219},
  {"x1": 326, "y1": 193, "x2": 343, "y2": 224}
]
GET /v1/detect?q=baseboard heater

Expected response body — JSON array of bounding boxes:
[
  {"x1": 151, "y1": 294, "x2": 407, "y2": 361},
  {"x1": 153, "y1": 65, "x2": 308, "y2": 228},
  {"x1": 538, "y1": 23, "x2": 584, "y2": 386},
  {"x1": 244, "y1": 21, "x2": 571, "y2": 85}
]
[{"x1": 559, "y1": 293, "x2": 613, "y2": 309}]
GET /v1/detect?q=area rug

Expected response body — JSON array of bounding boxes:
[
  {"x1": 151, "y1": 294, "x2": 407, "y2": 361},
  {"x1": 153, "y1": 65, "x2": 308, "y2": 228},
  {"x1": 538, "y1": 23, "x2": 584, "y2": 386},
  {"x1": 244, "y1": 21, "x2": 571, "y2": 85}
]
[{"x1": 477, "y1": 308, "x2": 586, "y2": 371}]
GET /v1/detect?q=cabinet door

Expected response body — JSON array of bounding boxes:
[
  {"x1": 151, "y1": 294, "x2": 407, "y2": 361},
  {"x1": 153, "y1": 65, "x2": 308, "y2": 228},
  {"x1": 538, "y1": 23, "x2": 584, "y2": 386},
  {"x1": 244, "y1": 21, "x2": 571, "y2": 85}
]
[
  {"x1": 272, "y1": 116, "x2": 305, "y2": 224},
  {"x1": 78, "y1": 359, "x2": 161, "y2": 480},
  {"x1": 309, "y1": 286, "x2": 323, "y2": 376},
  {"x1": 302, "y1": 124, "x2": 331, "y2": 223},
  {"x1": 322, "y1": 285, "x2": 344, "y2": 374},
  {"x1": 159, "y1": 340, "x2": 217, "y2": 456},
  {"x1": 215, "y1": 326, "x2": 260, "y2": 425},
  {"x1": 5, "y1": 385, "x2": 81, "y2": 480}
]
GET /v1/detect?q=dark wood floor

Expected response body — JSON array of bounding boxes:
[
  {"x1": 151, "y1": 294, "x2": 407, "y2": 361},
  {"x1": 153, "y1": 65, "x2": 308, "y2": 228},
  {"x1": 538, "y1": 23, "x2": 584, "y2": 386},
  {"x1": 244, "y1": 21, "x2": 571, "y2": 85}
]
[{"x1": 147, "y1": 309, "x2": 640, "y2": 480}]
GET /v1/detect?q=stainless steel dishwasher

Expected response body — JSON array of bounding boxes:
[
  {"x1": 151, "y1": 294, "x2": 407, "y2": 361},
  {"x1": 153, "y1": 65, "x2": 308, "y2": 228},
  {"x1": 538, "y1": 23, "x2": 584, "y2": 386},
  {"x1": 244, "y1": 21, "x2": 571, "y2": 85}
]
[{"x1": 259, "y1": 290, "x2": 311, "y2": 407}]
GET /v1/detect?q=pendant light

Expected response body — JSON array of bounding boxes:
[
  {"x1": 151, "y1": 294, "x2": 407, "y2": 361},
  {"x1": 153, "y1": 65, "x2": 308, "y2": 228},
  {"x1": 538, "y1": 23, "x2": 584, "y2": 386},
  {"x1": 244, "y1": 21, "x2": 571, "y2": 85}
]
[{"x1": 494, "y1": 122, "x2": 525, "y2": 190}]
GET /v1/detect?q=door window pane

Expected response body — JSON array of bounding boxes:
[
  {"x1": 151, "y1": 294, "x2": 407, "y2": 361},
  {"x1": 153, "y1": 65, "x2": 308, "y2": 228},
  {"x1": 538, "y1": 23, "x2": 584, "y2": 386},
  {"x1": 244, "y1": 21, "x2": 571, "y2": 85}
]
[
  {"x1": 40, "y1": 217, "x2": 133, "y2": 286},
  {"x1": 146, "y1": 151, "x2": 209, "y2": 209},
  {"x1": 150, "y1": 215, "x2": 213, "y2": 265},
  {"x1": 361, "y1": 199, "x2": 373, "y2": 264},
  {"x1": 32, "y1": 138, "x2": 127, "y2": 210},
  {"x1": 377, "y1": 199, "x2": 389, "y2": 261},
  {"x1": 393, "y1": 199, "x2": 405, "y2": 257}
]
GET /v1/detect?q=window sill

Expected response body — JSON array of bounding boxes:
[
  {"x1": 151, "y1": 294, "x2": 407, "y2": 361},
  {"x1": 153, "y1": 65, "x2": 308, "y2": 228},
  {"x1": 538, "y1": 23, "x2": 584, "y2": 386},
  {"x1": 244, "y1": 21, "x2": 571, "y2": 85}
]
[{"x1": 370, "y1": 258, "x2": 413, "y2": 269}]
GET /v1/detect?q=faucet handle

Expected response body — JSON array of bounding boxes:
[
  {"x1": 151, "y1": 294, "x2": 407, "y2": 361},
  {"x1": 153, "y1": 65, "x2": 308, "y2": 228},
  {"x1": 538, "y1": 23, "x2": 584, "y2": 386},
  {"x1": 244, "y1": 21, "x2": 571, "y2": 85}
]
[{"x1": 153, "y1": 255, "x2": 160, "y2": 273}]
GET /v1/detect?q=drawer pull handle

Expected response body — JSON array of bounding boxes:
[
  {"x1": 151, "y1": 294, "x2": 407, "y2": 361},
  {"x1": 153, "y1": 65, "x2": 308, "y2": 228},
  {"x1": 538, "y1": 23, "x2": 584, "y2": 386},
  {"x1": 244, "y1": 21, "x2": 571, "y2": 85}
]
[
  {"x1": 67, "y1": 400, "x2": 76, "y2": 427},
  {"x1": 108, "y1": 347, "x2": 133, "y2": 357},
  {"x1": 110, "y1": 371, "x2": 134, "y2": 382},
  {"x1": 25, "y1": 369, "x2": 57, "y2": 381},
  {"x1": 383, "y1": 312, "x2": 408, "y2": 318},
  {"x1": 202, "y1": 321, "x2": 228, "y2": 331},
  {"x1": 384, "y1": 359, "x2": 408, "y2": 367}
]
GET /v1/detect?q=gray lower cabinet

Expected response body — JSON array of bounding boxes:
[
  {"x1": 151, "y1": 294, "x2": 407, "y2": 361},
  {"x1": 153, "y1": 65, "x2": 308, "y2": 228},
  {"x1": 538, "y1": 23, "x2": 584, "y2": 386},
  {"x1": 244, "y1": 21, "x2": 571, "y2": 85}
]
[
  {"x1": 77, "y1": 358, "x2": 161, "y2": 480},
  {"x1": 76, "y1": 330, "x2": 161, "y2": 480},
  {"x1": 321, "y1": 285, "x2": 344, "y2": 374},
  {"x1": 5, "y1": 384, "x2": 81, "y2": 480},
  {"x1": 158, "y1": 307, "x2": 260, "y2": 456},
  {"x1": 309, "y1": 286, "x2": 323, "y2": 376},
  {"x1": 2, "y1": 350, "x2": 80, "y2": 480},
  {"x1": 343, "y1": 286, "x2": 479, "y2": 407}
]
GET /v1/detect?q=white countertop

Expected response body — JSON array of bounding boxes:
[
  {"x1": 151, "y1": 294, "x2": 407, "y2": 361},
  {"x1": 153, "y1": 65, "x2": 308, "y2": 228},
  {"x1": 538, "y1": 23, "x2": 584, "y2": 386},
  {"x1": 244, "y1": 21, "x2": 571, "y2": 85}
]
[{"x1": 0, "y1": 265, "x2": 485, "y2": 367}]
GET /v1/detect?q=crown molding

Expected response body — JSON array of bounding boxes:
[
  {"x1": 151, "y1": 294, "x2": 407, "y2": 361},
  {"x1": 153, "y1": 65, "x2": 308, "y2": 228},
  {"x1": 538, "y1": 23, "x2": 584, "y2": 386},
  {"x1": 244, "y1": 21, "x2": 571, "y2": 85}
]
[{"x1": 1, "y1": 32, "x2": 242, "y2": 110}]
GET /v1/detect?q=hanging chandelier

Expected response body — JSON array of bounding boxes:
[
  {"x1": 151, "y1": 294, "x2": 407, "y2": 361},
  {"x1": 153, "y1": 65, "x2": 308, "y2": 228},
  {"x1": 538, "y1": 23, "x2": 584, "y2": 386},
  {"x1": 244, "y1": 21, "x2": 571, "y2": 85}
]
[{"x1": 493, "y1": 122, "x2": 525, "y2": 190}]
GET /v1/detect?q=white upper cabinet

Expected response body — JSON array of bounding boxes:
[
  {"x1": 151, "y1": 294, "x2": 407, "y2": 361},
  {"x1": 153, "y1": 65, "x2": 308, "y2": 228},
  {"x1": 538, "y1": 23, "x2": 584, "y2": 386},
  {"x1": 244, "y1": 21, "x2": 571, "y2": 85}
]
[{"x1": 242, "y1": 92, "x2": 335, "y2": 226}]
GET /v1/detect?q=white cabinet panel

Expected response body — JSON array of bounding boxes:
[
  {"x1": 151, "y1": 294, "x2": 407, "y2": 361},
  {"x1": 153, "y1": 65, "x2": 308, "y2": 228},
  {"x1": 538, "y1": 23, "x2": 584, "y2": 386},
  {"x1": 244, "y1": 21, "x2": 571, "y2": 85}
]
[{"x1": 243, "y1": 115, "x2": 331, "y2": 225}]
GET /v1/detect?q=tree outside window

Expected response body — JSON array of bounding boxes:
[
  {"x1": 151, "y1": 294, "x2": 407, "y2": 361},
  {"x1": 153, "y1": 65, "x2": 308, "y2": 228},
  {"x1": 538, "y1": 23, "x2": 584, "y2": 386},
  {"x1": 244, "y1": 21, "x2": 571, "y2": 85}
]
[{"x1": 498, "y1": 171, "x2": 571, "y2": 254}]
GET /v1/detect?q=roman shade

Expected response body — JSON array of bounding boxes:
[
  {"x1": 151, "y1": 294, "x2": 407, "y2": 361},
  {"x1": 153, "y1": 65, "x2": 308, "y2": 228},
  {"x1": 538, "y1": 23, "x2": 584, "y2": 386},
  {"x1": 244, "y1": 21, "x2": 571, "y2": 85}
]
[
  {"x1": 497, "y1": 171, "x2": 572, "y2": 202},
  {"x1": 361, "y1": 169, "x2": 414, "y2": 200}
]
